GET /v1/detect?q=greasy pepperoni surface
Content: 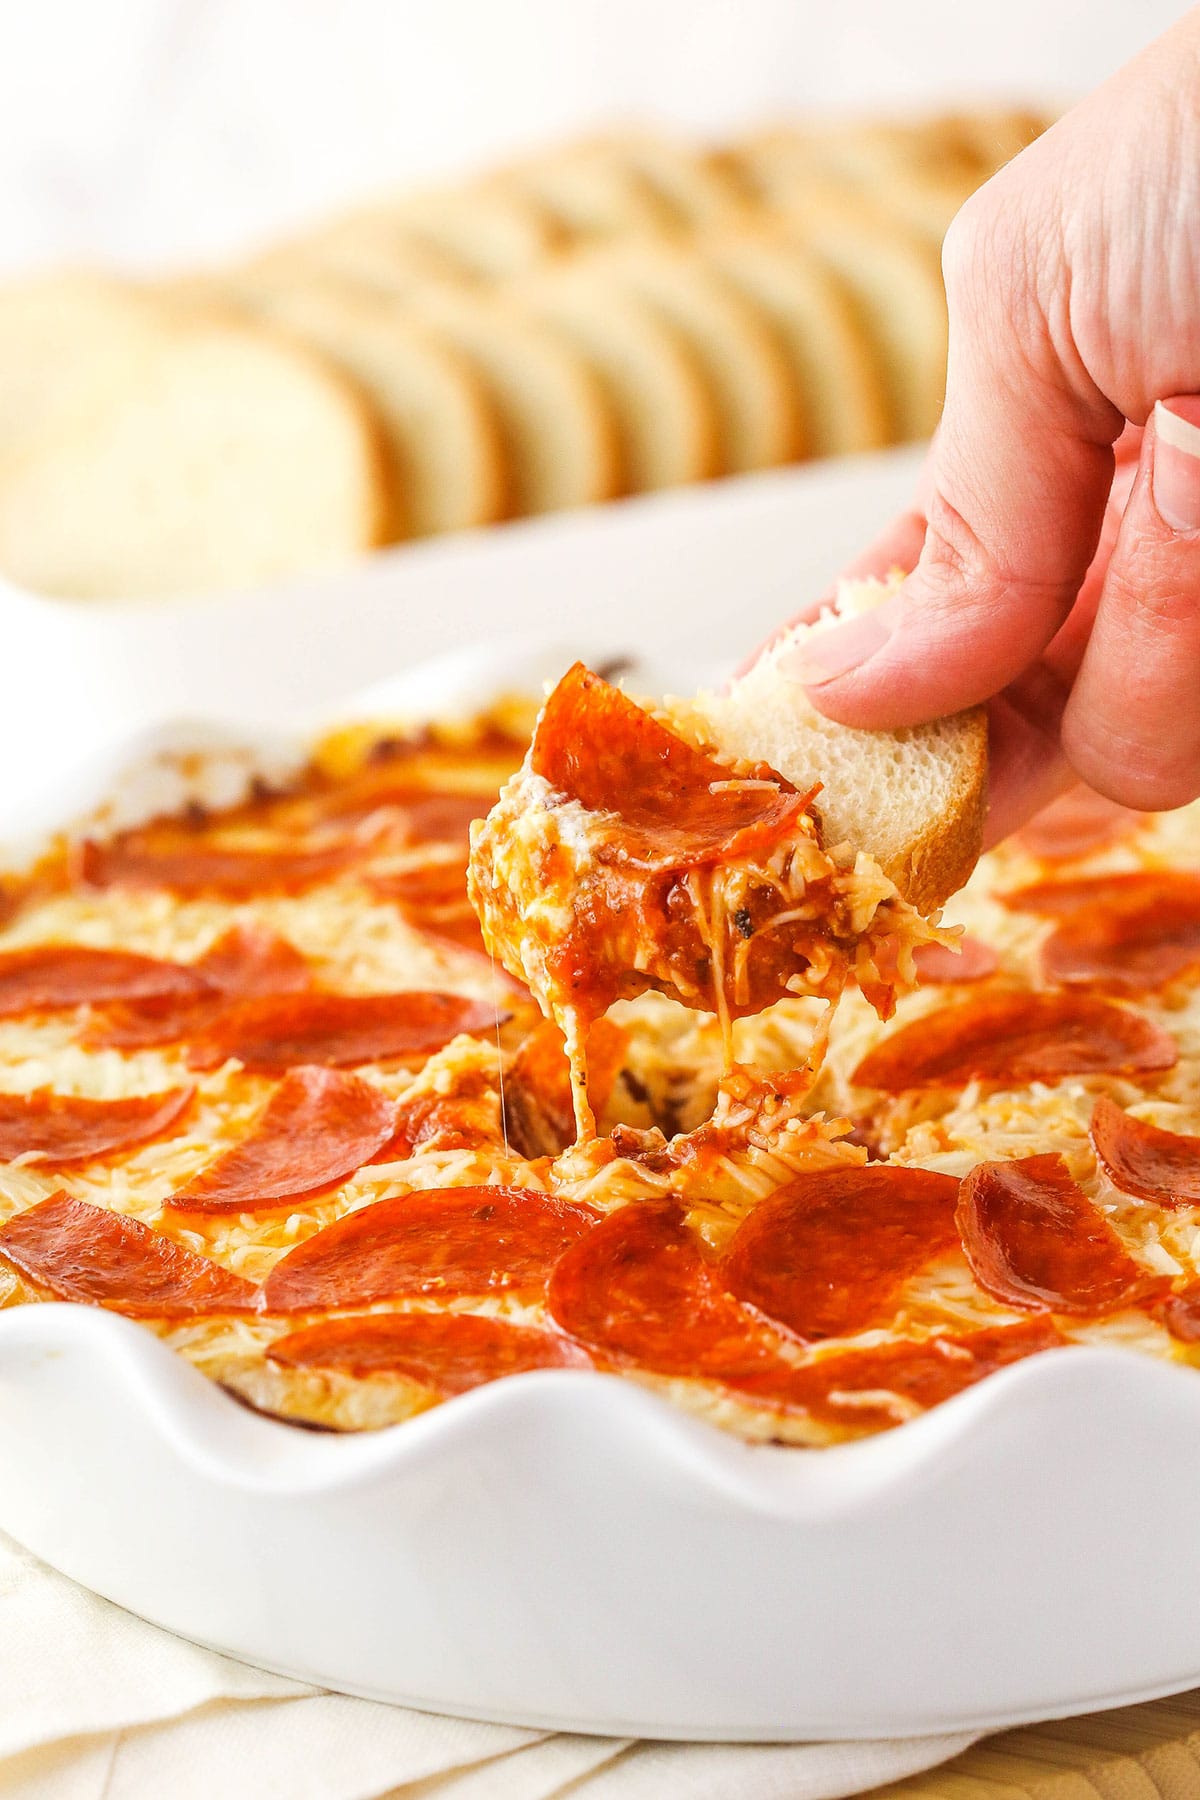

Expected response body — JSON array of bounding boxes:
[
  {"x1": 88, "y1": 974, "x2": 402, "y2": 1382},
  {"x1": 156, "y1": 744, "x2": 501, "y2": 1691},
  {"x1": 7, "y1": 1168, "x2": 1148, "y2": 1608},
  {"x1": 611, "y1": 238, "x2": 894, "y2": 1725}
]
[
  {"x1": 167, "y1": 1068, "x2": 395, "y2": 1213},
  {"x1": 728, "y1": 1317, "x2": 1063, "y2": 1427},
  {"x1": 84, "y1": 924, "x2": 312, "y2": 1049},
  {"x1": 0, "y1": 1193, "x2": 256, "y2": 1316},
  {"x1": 547, "y1": 1200, "x2": 782, "y2": 1379},
  {"x1": 399, "y1": 792, "x2": 489, "y2": 847},
  {"x1": 912, "y1": 935, "x2": 999, "y2": 984},
  {"x1": 998, "y1": 871, "x2": 1200, "y2": 991},
  {"x1": 530, "y1": 663, "x2": 810, "y2": 868},
  {"x1": 1160, "y1": 1286, "x2": 1200, "y2": 1343},
  {"x1": 0, "y1": 944, "x2": 207, "y2": 1018},
  {"x1": 719, "y1": 1165, "x2": 961, "y2": 1341},
  {"x1": 1015, "y1": 786, "x2": 1144, "y2": 863},
  {"x1": 76, "y1": 831, "x2": 358, "y2": 896},
  {"x1": 0, "y1": 1086, "x2": 194, "y2": 1165},
  {"x1": 852, "y1": 992, "x2": 1178, "y2": 1090},
  {"x1": 187, "y1": 990, "x2": 501, "y2": 1072},
  {"x1": 261, "y1": 1186, "x2": 598, "y2": 1312},
  {"x1": 1046, "y1": 896, "x2": 1200, "y2": 992},
  {"x1": 277, "y1": 781, "x2": 487, "y2": 847},
  {"x1": 193, "y1": 923, "x2": 313, "y2": 996},
  {"x1": 266, "y1": 1310, "x2": 591, "y2": 1394},
  {"x1": 999, "y1": 871, "x2": 1200, "y2": 918},
  {"x1": 368, "y1": 862, "x2": 486, "y2": 953},
  {"x1": 1090, "y1": 1096, "x2": 1200, "y2": 1208},
  {"x1": 956, "y1": 1154, "x2": 1165, "y2": 1314}
]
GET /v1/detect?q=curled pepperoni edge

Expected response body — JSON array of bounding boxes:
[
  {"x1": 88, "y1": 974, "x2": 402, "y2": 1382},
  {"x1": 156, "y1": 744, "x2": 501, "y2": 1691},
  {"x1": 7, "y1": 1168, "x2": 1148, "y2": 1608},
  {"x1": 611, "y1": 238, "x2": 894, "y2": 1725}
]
[
  {"x1": 1090, "y1": 1096, "x2": 1200, "y2": 1208},
  {"x1": 165, "y1": 1067, "x2": 397, "y2": 1215},
  {"x1": 0, "y1": 1192, "x2": 257, "y2": 1317}
]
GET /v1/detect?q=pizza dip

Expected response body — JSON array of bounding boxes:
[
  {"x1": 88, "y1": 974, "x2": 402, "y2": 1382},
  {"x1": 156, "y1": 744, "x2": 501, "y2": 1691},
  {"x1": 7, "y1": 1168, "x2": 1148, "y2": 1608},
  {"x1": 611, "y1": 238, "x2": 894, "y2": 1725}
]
[{"x1": 1, "y1": 701, "x2": 1198, "y2": 1447}]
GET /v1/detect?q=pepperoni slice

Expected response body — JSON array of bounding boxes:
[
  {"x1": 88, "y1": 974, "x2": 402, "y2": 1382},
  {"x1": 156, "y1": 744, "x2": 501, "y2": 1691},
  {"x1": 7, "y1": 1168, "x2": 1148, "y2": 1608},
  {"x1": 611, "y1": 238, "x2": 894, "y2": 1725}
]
[
  {"x1": 372, "y1": 1089, "x2": 499, "y2": 1161},
  {"x1": 187, "y1": 990, "x2": 501, "y2": 1072},
  {"x1": 193, "y1": 922, "x2": 313, "y2": 996},
  {"x1": 1015, "y1": 786, "x2": 1144, "y2": 863},
  {"x1": 998, "y1": 871, "x2": 1200, "y2": 991},
  {"x1": 530, "y1": 663, "x2": 811, "y2": 868},
  {"x1": 84, "y1": 924, "x2": 312, "y2": 1049},
  {"x1": 166, "y1": 1068, "x2": 395, "y2": 1214},
  {"x1": 0, "y1": 1193, "x2": 255, "y2": 1315},
  {"x1": 261, "y1": 1185, "x2": 598, "y2": 1312},
  {"x1": 368, "y1": 862, "x2": 486, "y2": 953},
  {"x1": 0, "y1": 944, "x2": 207, "y2": 1018},
  {"x1": 852, "y1": 992, "x2": 1177, "y2": 1090},
  {"x1": 266, "y1": 1311, "x2": 591, "y2": 1394},
  {"x1": 912, "y1": 935, "x2": 999, "y2": 984},
  {"x1": 368, "y1": 861, "x2": 467, "y2": 908},
  {"x1": 503, "y1": 1018, "x2": 627, "y2": 1158},
  {"x1": 956, "y1": 1153, "x2": 1166, "y2": 1314},
  {"x1": 1047, "y1": 897, "x2": 1200, "y2": 994},
  {"x1": 400, "y1": 792, "x2": 489, "y2": 847},
  {"x1": 75, "y1": 830, "x2": 366, "y2": 897},
  {"x1": 719, "y1": 1166, "x2": 961, "y2": 1341},
  {"x1": 1159, "y1": 1285, "x2": 1200, "y2": 1343},
  {"x1": 277, "y1": 781, "x2": 488, "y2": 847},
  {"x1": 729, "y1": 1316, "x2": 1063, "y2": 1426},
  {"x1": 547, "y1": 1200, "x2": 782, "y2": 1379},
  {"x1": 0, "y1": 1085, "x2": 193, "y2": 1165},
  {"x1": 999, "y1": 871, "x2": 1200, "y2": 918},
  {"x1": 1090, "y1": 1096, "x2": 1200, "y2": 1208}
]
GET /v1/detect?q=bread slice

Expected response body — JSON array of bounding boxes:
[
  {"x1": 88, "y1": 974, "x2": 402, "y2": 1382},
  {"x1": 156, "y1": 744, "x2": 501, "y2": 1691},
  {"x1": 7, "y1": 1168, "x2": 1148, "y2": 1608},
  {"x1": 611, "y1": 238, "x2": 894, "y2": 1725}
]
[
  {"x1": 575, "y1": 241, "x2": 801, "y2": 473},
  {"x1": 581, "y1": 130, "x2": 747, "y2": 227},
  {"x1": 496, "y1": 155, "x2": 677, "y2": 241},
  {"x1": 219, "y1": 276, "x2": 506, "y2": 537},
  {"x1": 0, "y1": 272, "x2": 168, "y2": 454},
  {"x1": 221, "y1": 217, "x2": 469, "y2": 305},
  {"x1": 511, "y1": 265, "x2": 719, "y2": 491},
  {"x1": 777, "y1": 191, "x2": 948, "y2": 442},
  {"x1": 689, "y1": 574, "x2": 987, "y2": 910},
  {"x1": 403, "y1": 284, "x2": 618, "y2": 516},
  {"x1": 384, "y1": 186, "x2": 563, "y2": 278},
  {"x1": 0, "y1": 316, "x2": 391, "y2": 599},
  {"x1": 702, "y1": 231, "x2": 889, "y2": 457}
]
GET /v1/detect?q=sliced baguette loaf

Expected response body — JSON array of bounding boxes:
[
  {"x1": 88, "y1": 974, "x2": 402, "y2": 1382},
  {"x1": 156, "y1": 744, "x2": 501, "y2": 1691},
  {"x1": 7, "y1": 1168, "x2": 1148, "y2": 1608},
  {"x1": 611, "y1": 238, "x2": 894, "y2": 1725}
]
[{"x1": 689, "y1": 574, "x2": 987, "y2": 911}]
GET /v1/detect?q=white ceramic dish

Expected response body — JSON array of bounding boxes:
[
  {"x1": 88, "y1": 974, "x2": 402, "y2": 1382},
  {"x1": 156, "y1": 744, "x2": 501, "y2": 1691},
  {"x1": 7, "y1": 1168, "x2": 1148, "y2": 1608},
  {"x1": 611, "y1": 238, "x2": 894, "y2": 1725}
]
[{"x1": 5, "y1": 445, "x2": 1198, "y2": 1742}]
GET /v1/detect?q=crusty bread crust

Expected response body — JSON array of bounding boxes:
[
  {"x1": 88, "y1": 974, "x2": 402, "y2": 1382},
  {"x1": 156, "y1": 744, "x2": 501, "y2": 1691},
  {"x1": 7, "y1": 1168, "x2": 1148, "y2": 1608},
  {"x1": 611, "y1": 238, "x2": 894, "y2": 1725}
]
[{"x1": 884, "y1": 706, "x2": 988, "y2": 911}]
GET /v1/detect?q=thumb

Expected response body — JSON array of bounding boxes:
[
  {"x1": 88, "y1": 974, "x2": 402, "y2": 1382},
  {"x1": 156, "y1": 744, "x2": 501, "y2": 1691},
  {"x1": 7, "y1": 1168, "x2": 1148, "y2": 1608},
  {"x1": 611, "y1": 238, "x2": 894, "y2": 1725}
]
[
  {"x1": 780, "y1": 196, "x2": 1122, "y2": 727},
  {"x1": 1061, "y1": 398, "x2": 1200, "y2": 810}
]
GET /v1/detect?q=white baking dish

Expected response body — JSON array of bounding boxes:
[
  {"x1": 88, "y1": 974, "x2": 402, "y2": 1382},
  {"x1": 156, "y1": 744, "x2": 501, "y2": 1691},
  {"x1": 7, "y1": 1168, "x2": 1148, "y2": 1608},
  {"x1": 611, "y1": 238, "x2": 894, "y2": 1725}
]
[{"x1": 5, "y1": 444, "x2": 1195, "y2": 1742}]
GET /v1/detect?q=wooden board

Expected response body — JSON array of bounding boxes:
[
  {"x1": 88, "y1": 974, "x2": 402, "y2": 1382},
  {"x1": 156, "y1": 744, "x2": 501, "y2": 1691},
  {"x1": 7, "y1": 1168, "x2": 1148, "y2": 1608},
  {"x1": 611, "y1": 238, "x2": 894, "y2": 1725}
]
[{"x1": 871, "y1": 1687, "x2": 1200, "y2": 1796}]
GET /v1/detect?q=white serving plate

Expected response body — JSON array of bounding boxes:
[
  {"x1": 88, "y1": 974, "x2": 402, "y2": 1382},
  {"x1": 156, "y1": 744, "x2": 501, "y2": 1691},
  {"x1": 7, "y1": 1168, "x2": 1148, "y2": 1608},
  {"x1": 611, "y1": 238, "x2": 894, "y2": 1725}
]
[{"x1": 4, "y1": 446, "x2": 1199, "y2": 1742}]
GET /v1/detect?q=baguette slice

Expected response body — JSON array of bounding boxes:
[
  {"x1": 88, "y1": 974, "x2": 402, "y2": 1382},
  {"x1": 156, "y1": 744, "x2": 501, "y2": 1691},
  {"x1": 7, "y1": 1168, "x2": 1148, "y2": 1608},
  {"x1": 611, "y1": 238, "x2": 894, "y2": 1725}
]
[
  {"x1": 0, "y1": 317, "x2": 391, "y2": 599},
  {"x1": 220, "y1": 277, "x2": 507, "y2": 537},
  {"x1": 403, "y1": 285, "x2": 619, "y2": 516},
  {"x1": 690, "y1": 574, "x2": 987, "y2": 912},
  {"x1": 702, "y1": 232, "x2": 889, "y2": 457},
  {"x1": 575, "y1": 241, "x2": 802, "y2": 473},
  {"x1": 511, "y1": 265, "x2": 719, "y2": 491},
  {"x1": 776, "y1": 190, "x2": 948, "y2": 442}
]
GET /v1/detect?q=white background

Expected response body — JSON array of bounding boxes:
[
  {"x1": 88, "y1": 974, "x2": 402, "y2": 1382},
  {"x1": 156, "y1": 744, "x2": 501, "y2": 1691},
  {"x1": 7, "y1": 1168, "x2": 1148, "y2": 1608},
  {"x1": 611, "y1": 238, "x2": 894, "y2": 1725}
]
[{"x1": 0, "y1": 0, "x2": 1193, "y2": 274}]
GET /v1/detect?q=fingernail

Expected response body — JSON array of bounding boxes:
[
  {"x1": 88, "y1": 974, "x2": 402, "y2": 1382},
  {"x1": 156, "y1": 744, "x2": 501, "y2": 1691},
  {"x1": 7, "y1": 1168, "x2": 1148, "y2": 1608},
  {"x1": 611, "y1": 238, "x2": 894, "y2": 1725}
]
[
  {"x1": 777, "y1": 605, "x2": 894, "y2": 687},
  {"x1": 1152, "y1": 398, "x2": 1200, "y2": 531}
]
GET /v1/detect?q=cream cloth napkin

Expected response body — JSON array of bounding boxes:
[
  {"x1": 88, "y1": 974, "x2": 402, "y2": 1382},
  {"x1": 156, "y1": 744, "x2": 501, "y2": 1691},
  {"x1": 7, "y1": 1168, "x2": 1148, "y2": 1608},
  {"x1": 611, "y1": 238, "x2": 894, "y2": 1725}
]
[{"x1": 0, "y1": 1530, "x2": 977, "y2": 1799}]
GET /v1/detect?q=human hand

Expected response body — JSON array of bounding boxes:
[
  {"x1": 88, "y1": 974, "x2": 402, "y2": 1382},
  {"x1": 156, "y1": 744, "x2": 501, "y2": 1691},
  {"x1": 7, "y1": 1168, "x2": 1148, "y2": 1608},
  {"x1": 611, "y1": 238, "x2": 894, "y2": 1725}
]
[{"x1": 769, "y1": 10, "x2": 1200, "y2": 838}]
